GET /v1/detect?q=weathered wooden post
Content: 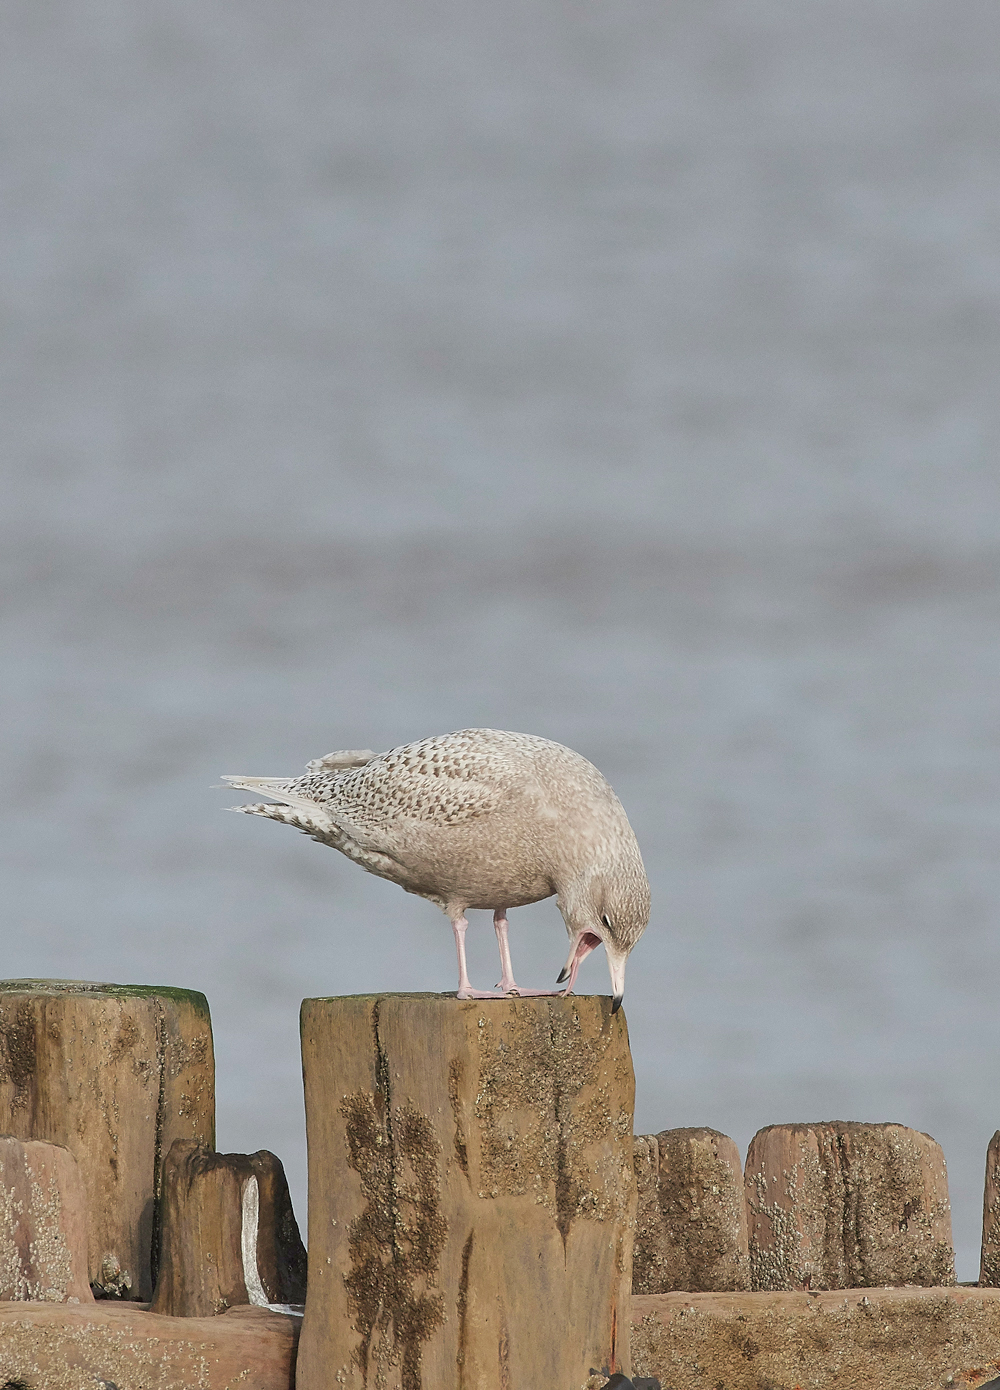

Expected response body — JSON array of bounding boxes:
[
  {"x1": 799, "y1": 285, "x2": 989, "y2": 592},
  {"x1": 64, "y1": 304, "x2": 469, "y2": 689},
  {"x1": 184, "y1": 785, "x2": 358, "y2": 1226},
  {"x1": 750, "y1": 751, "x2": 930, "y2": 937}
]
[
  {"x1": 632, "y1": 1127, "x2": 749, "y2": 1293},
  {"x1": 979, "y1": 1130, "x2": 1000, "y2": 1285},
  {"x1": 151, "y1": 1139, "x2": 307, "y2": 1316},
  {"x1": 744, "y1": 1121, "x2": 955, "y2": 1290},
  {"x1": 0, "y1": 979, "x2": 215, "y2": 1300},
  {"x1": 0, "y1": 1137, "x2": 93, "y2": 1303},
  {"x1": 297, "y1": 993, "x2": 636, "y2": 1390}
]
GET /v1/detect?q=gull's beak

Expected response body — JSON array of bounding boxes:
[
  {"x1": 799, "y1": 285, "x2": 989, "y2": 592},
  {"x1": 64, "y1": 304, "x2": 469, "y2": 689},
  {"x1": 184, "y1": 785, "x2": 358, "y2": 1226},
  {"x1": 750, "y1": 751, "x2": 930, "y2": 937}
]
[
  {"x1": 607, "y1": 946, "x2": 627, "y2": 1014},
  {"x1": 556, "y1": 931, "x2": 601, "y2": 988}
]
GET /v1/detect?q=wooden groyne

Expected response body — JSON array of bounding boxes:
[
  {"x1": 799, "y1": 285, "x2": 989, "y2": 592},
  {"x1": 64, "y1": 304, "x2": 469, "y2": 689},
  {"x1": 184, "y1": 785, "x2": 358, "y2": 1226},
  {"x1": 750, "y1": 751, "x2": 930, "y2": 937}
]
[
  {"x1": 2, "y1": 978, "x2": 1000, "y2": 1389},
  {"x1": 634, "y1": 1119, "x2": 955, "y2": 1297}
]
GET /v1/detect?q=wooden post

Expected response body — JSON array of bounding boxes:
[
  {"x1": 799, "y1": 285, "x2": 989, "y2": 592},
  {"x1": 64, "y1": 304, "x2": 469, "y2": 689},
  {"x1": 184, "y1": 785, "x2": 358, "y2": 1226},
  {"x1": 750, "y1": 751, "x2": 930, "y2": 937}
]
[
  {"x1": 633, "y1": 1128, "x2": 749, "y2": 1293},
  {"x1": 150, "y1": 1140, "x2": 307, "y2": 1317},
  {"x1": 979, "y1": 1130, "x2": 1000, "y2": 1285},
  {"x1": 744, "y1": 1121, "x2": 955, "y2": 1290},
  {"x1": 0, "y1": 979, "x2": 215, "y2": 1300},
  {"x1": 0, "y1": 1137, "x2": 93, "y2": 1303},
  {"x1": 297, "y1": 993, "x2": 636, "y2": 1390}
]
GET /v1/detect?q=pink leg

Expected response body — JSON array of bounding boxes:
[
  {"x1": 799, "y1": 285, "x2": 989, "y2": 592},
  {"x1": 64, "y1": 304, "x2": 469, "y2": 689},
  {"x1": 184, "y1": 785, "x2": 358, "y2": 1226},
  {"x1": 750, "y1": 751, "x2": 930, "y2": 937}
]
[
  {"x1": 492, "y1": 910, "x2": 562, "y2": 997},
  {"x1": 453, "y1": 914, "x2": 504, "y2": 1000},
  {"x1": 493, "y1": 910, "x2": 518, "y2": 992}
]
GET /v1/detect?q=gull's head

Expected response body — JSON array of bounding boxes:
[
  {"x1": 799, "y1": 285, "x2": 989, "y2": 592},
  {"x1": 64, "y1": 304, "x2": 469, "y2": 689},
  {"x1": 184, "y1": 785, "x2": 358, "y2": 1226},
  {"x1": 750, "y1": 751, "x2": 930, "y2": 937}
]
[{"x1": 557, "y1": 846, "x2": 650, "y2": 1013}]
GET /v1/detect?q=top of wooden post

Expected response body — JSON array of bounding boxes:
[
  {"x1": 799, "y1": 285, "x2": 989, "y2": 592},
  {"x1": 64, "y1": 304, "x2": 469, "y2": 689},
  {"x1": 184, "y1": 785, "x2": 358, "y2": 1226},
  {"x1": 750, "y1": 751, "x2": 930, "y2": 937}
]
[
  {"x1": 0, "y1": 979, "x2": 211, "y2": 1020},
  {"x1": 299, "y1": 988, "x2": 624, "y2": 1008}
]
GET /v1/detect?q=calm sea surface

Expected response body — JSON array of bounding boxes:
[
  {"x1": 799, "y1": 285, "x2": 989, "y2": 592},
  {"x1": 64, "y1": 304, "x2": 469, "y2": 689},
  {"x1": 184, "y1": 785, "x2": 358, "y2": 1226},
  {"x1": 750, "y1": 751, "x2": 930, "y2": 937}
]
[{"x1": 3, "y1": 0, "x2": 1000, "y2": 1277}]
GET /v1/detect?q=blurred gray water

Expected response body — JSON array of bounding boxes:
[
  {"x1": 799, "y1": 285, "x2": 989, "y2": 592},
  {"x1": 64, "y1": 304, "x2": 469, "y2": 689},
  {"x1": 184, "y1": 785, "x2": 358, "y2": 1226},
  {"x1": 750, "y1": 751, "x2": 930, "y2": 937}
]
[{"x1": 3, "y1": 0, "x2": 1000, "y2": 1279}]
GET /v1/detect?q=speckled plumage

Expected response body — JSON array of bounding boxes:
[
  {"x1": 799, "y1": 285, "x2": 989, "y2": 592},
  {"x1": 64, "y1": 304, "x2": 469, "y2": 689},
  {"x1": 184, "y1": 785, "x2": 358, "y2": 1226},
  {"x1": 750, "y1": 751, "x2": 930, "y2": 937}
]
[{"x1": 222, "y1": 728, "x2": 650, "y2": 1004}]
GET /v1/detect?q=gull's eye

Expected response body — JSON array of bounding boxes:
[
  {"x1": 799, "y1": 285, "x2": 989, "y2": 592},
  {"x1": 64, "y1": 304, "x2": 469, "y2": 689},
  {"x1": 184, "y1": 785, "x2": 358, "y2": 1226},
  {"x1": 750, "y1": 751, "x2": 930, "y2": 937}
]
[{"x1": 601, "y1": 913, "x2": 612, "y2": 930}]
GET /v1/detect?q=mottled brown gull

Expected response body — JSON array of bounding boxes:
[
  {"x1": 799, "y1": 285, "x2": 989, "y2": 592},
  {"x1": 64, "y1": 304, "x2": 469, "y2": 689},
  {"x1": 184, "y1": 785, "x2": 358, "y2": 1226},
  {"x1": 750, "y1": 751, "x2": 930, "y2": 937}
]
[{"x1": 222, "y1": 728, "x2": 650, "y2": 1009}]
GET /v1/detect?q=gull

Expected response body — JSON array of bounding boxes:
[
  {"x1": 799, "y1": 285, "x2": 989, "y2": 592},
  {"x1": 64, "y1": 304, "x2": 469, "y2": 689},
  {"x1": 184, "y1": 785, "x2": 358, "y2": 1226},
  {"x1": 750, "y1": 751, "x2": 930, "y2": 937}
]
[{"x1": 223, "y1": 728, "x2": 649, "y2": 1010}]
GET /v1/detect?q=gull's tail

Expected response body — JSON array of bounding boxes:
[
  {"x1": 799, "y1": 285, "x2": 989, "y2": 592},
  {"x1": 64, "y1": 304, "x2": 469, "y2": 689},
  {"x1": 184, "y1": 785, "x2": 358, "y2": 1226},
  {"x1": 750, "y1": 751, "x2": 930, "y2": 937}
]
[
  {"x1": 220, "y1": 775, "x2": 330, "y2": 831},
  {"x1": 221, "y1": 775, "x2": 299, "y2": 800}
]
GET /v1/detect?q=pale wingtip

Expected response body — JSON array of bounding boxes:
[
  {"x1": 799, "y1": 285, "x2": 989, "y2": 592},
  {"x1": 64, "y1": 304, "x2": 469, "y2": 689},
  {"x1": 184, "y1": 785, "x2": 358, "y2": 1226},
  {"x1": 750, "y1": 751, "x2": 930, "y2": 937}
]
[{"x1": 306, "y1": 749, "x2": 376, "y2": 774}]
